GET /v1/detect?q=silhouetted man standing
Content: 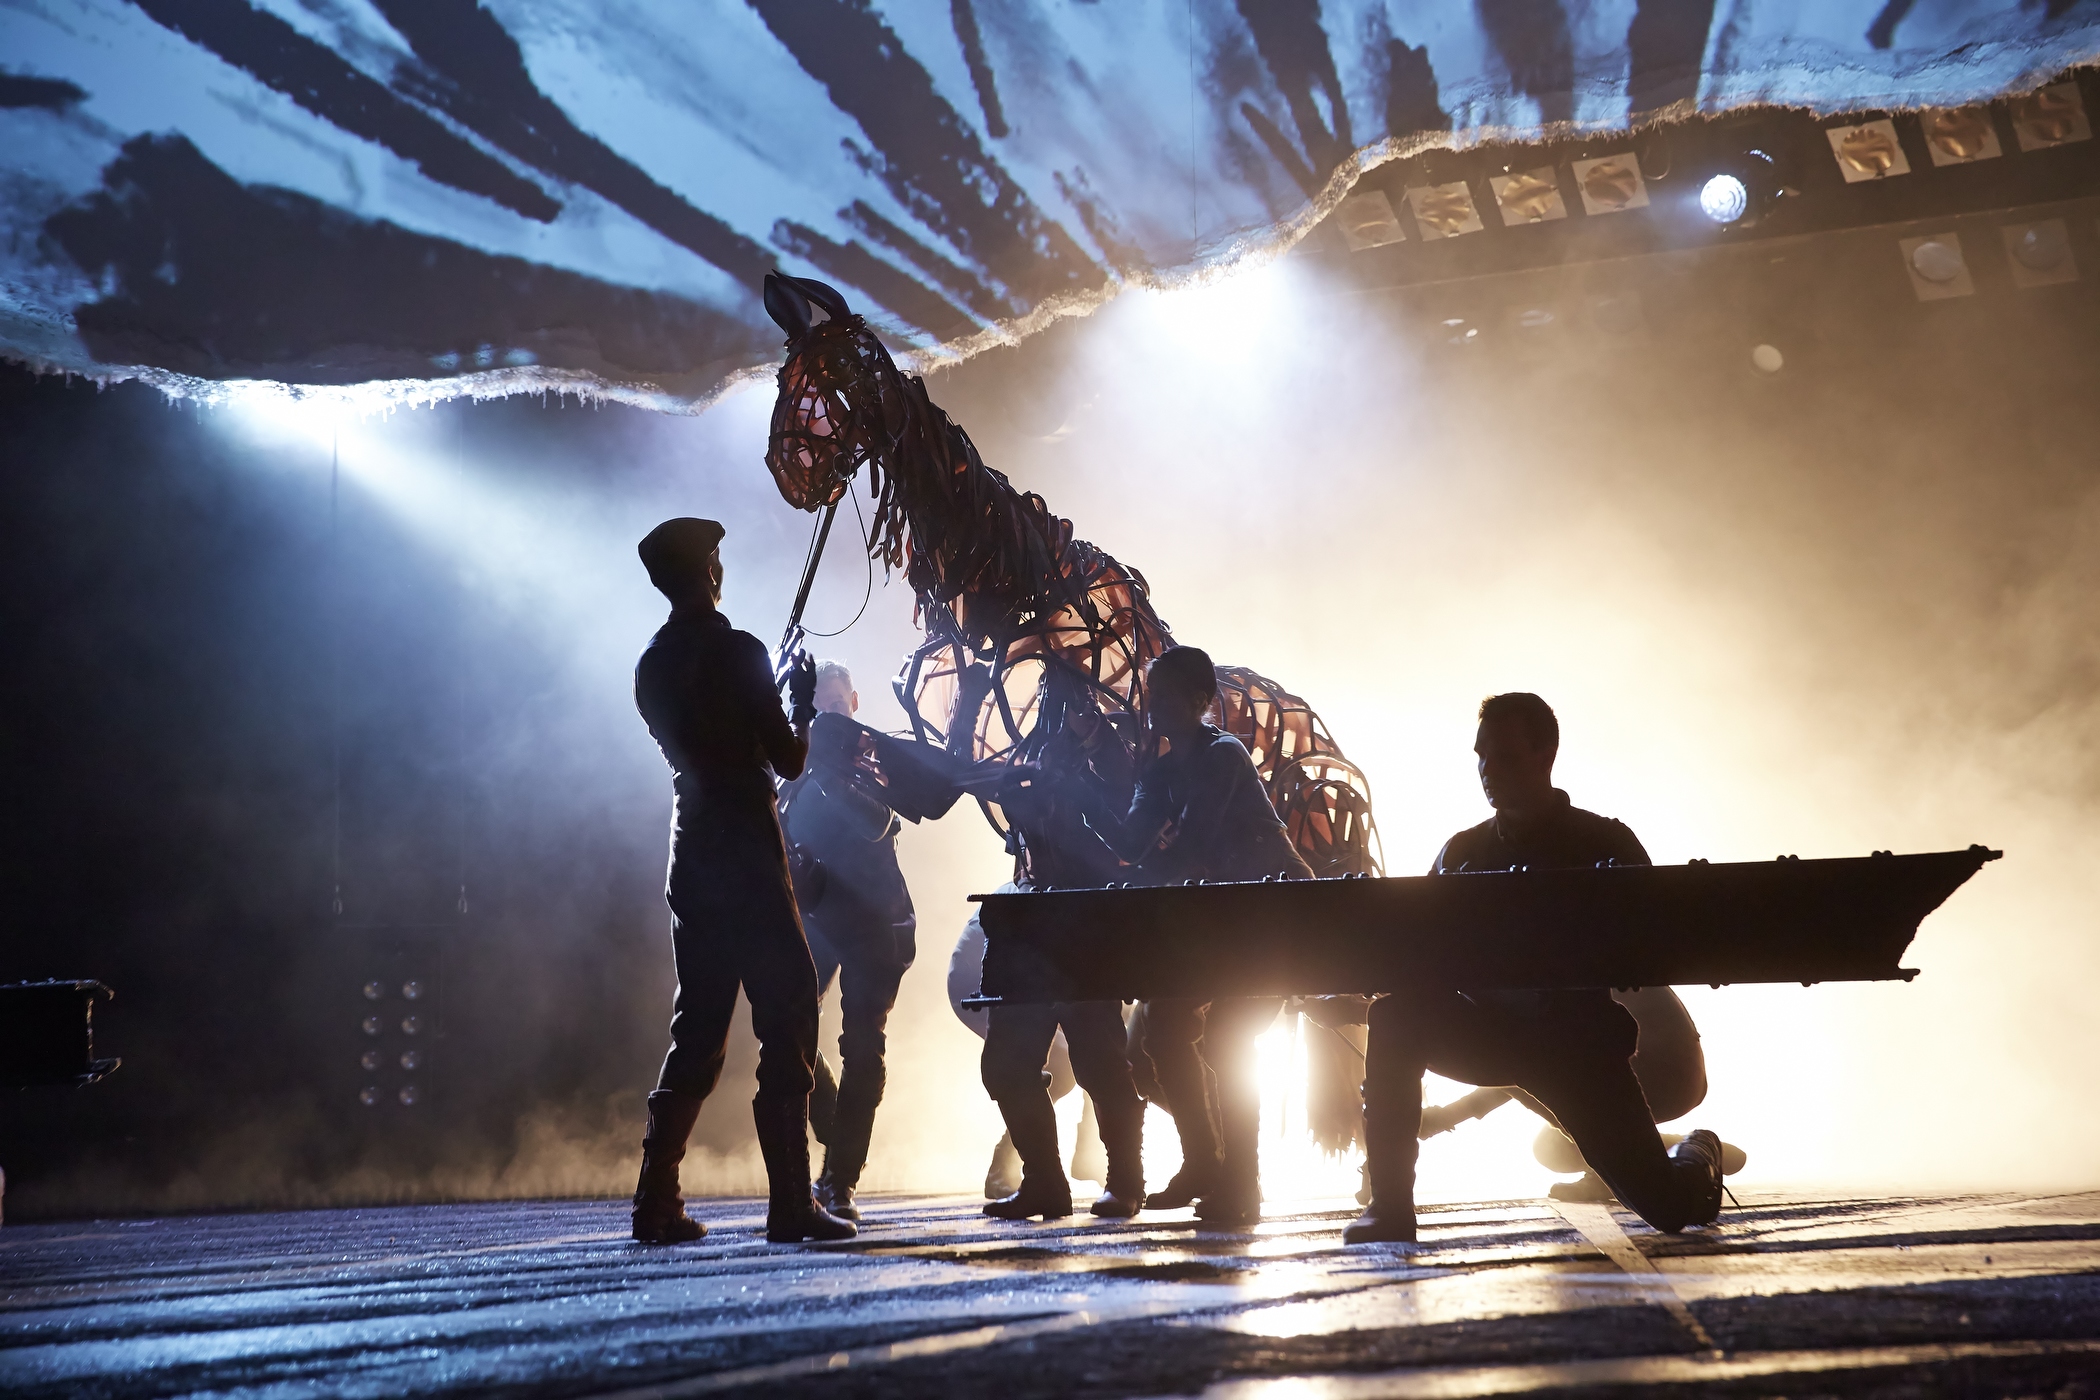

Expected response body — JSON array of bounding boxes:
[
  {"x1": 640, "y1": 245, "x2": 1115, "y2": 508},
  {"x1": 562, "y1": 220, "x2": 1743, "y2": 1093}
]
[
  {"x1": 630, "y1": 517, "x2": 855, "y2": 1245},
  {"x1": 1346, "y1": 692, "x2": 1725, "y2": 1245}
]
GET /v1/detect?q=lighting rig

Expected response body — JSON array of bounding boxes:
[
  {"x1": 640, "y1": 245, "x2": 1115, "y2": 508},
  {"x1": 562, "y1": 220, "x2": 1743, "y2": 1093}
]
[{"x1": 1325, "y1": 69, "x2": 2100, "y2": 309}]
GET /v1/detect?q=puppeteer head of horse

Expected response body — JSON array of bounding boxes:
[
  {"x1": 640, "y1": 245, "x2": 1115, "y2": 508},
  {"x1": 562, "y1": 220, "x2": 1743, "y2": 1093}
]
[{"x1": 762, "y1": 272, "x2": 907, "y2": 513}]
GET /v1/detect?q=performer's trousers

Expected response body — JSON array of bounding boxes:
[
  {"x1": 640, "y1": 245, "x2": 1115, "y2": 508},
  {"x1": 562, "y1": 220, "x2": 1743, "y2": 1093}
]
[
  {"x1": 982, "y1": 1000, "x2": 1145, "y2": 1192},
  {"x1": 1363, "y1": 987, "x2": 1713, "y2": 1233},
  {"x1": 807, "y1": 913, "x2": 916, "y2": 1189},
  {"x1": 1143, "y1": 998, "x2": 1282, "y2": 1196},
  {"x1": 657, "y1": 828, "x2": 818, "y2": 1116}
]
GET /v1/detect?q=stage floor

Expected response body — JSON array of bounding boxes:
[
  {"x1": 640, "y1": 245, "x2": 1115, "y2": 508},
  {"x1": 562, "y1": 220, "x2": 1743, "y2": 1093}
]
[{"x1": 2, "y1": 1190, "x2": 2096, "y2": 1397}]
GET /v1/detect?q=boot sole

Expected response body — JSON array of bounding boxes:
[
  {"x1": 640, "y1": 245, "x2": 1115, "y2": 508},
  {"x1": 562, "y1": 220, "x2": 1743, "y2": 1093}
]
[
  {"x1": 632, "y1": 1225, "x2": 707, "y2": 1244},
  {"x1": 1342, "y1": 1230, "x2": 1422, "y2": 1246}
]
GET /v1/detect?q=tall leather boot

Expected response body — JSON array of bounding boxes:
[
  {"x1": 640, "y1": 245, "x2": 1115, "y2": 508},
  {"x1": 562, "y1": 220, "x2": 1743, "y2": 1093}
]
[
  {"x1": 753, "y1": 1095, "x2": 857, "y2": 1243},
  {"x1": 984, "y1": 1092, "x2": 1073, "y2": 1220},
  {"x1": 984, "y1": 1131, "x2": 1022, "y2": 1199},
  {"x1": 1344, "y1": 1091, "x2": 1421, "y2": 1245},
  {"x1": 1145, "y1": 1070, "x2": 1220, "y2": 1211},
  {"x1": 633, "y1": 1090, "x2": 707, "y2": 1244},
  {"x1": 815, "y1": 1057, "x2": 883, "y2": 1222},
  {"x1": 1198, "y1": 1075, "x2": 1263, "y2": 1226},
  {"x1": 1068, "y1": 1092, "x2": 1108, "y2": 1186},
  {"x1": 1201, "y1": 1036, "x2": 1260, "y2": 1234},
  {"x1": 1090, "y1": 1093, "x2": 1145, "y2": 1218},
  {"x1": 808, "y1": 1050, "x2": 839, "y2": 1148}
]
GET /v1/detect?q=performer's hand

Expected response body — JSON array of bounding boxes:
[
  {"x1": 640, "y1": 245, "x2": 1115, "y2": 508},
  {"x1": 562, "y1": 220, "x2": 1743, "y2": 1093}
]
[
  {"x1": 788, "y1": 651, "x2": 818, "y2": 724},
  {"x1": 1066, "y1": 709, "x2": 1104, "y2": 747},
  {"x1": 995, "y1": 765, "x2": 1049, "y2": 820},
  {"x1": 787, "y1": 845, "x2": 828, "y2": 909}
]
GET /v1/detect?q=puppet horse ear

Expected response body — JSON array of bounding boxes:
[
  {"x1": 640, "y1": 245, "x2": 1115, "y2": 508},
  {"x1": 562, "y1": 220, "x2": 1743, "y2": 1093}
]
[
  {"x1": 787, "y1": 276, "x2": 851, "y2": 323},
  {"x1": 764, "y1": 273, "x2": 855, "y2": 337},
  {"x1": 764, "y1": 271, "x2": 812, "y2": 337}
]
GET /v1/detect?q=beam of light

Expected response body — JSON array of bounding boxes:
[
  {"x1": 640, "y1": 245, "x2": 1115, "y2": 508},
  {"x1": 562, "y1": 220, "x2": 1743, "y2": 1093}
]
[
  {"x1": 212, "y1": 382, "x2": 792, "y2": 681},
  {"x1": 213, "y1": 382, "x2": 368, "y2": 457},
  {"x1": 1118, "y1": 257, "x2": 1303, "y2": 366},
  {"x1": 1245, "y1": 1016, "x2": 1562, "y2": 1210},
  {"x1": 1251, "y1": 1014, "x2": 1358, "y2": 1205}
]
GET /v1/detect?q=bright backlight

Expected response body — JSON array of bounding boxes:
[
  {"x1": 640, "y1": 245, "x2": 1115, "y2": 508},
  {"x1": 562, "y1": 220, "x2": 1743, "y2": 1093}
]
[{"x1": 1699, "y1": 174, "x2": 1749, "y2": 224}]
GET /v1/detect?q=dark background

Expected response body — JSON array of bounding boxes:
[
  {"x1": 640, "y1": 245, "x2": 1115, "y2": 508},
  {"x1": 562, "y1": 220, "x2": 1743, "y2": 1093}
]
[{"x1": 0, "y1": 376, "x2": 764, "y2": 1217}]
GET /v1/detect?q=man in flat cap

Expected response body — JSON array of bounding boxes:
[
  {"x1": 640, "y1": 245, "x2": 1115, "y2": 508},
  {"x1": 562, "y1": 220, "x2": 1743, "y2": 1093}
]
[{"x1": 629, "y1": 517, "x2": 855, "y2": 1244}]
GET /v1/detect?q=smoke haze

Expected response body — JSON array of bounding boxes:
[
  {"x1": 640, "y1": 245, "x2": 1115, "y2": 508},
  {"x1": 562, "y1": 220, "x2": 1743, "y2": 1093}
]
[
  {"x1": 2, "y1": 204, "x2": 2094, "y2": 1215},
  {"x1": 922, "y1": 238, "x2": 2100, "y2": 1198}
]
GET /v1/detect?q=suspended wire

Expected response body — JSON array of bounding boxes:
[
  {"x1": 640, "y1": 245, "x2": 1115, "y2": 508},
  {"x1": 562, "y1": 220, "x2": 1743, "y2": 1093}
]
[
  {"x1": 330, "y1": 429, "x2": 343, "y2": 920},
  {"x1": 1188, "y1": 0, "x2": 1198, "y2": 248},
  {"x1": 455, "y1": 407, "x2": 470, "y2": 919},
  {"x1": 802, "y1": 480, "x2": 875, "y2": 638}
]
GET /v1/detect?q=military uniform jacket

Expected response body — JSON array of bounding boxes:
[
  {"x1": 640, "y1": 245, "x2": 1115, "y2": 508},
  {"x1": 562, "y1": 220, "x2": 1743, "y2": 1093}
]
[{"x1": 634, "y1": 608, "x2": 804, "y2": 899}]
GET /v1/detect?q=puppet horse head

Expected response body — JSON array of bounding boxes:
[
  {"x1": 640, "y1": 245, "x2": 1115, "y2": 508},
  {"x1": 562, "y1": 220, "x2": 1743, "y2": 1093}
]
[{"x1": 763, "y1": 271, "x2": 908, "y2": 512}]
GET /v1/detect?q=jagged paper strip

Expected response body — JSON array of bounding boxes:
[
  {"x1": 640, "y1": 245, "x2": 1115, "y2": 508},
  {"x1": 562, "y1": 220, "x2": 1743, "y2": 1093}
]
[{"x1": 1, "y1": 0, "x2": 2094, "y2": 403}]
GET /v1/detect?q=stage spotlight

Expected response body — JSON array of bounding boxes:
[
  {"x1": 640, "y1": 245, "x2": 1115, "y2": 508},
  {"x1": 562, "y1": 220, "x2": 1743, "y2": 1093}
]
[
  {"x1": 361, "y1": 1015, "x2": 383, "y2": 1036},
  {"x1": 400, "y1": 1049, "x2": 421, "y2": 1070},
  {"x1": 1700, "y1": 175, "x2": 1748, "y2": 224},
  {"x1": 398, "y1": 1085, "x2": 420, "y2": 1107},
  {"x1": 362, "y1": 981, "x2": 384, "y2": 1000},
  {"x1": 401, "y1": 1015, "x2": 422, "y2": 1035},
  {"x1": 2003, "y1": 219, "x2": 2078, "y2": 287},
  {"x1": 401, "y1": 980, "x2": 422, "y2": 1000},
  {"x1": 1697, "y1": 150, "x2": 1779, "y2": 228},
  {"x1": 1899, "y1": 233, "x2": 1974, "y2": 299},
  {"x1": 359, "y1": 1086, "x2": 381, "y2": 1106},
  {"x1": 1911, "y1": 239, "x2": 1964, "y2": 282},
  {"x1": 361, "y1": 1049, "x2": 382, "y2": 1072}
]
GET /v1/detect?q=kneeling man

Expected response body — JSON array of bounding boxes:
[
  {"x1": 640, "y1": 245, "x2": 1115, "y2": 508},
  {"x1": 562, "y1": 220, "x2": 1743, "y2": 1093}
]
[{"x1": 1347, "y1": 692, "x2": 1726, "y2": 1245}]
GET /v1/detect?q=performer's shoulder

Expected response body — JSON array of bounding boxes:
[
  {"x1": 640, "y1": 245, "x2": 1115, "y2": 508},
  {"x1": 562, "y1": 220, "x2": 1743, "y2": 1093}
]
[
  {"x1": 724, "y1": 625, "x2": 771, "y2": 658},
  {"x1": 1564, "y1": 804, "x2": 1650, "y2": 861},
  {"x1": 1434, "y1": 817, "x2": 1499, "y2": 871},
  {"x1": 1563, "y1": 802, "x2": 1634, "y2": 835},
  {"x1": 636, "y1": 622, "x2": 676, "y2": 668}
]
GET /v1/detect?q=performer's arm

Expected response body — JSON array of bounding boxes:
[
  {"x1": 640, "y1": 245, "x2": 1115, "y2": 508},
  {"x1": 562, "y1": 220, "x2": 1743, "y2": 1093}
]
[
  {"x1": 1606, "y1": 820, "x2": 1652, "y2": 867},
  {"x1": 1082, "y1": 768, "x2": 1175, "y2": 864},
  {"x1": 747, "y1": 637, "x2": 810, "y2": 779}
]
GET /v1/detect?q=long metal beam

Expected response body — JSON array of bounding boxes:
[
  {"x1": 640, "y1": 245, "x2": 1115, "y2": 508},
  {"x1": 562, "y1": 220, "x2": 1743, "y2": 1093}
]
[{"x1": 970, "y1": 848, "x2": 1998, "y2": 1005}]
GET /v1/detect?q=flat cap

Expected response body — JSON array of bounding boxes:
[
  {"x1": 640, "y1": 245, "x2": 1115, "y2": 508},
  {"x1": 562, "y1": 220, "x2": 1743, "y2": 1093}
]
[{"x1": 638, "y1": 517, "x2": 725, "y2": 590}]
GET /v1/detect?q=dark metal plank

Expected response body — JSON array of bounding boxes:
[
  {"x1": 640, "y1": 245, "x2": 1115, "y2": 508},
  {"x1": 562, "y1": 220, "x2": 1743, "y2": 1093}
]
[{"x1": 975, "y1": 848, "x2": 1997, "y2": 1003}]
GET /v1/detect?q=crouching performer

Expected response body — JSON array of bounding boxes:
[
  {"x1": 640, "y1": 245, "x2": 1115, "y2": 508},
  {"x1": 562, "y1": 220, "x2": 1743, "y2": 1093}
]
[
  {"x1": 1346, "y1": 692, "x2": 1726, "y2": 1246},
  {"x1": 629, "y1": 517, "x2": 856, "y2": 1245},
  {"x1": 1078, "y1": 646, "x2": 1312, "y2": 1225}
]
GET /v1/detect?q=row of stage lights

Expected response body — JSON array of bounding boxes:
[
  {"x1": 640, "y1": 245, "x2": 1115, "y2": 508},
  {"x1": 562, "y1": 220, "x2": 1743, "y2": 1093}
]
[
  {"x1": 356, "y1": 977, "x2": 426, "y2": 1108},
  {"x1": 1337, "y1": 81, "x2": 2093, "y2": 250}
]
